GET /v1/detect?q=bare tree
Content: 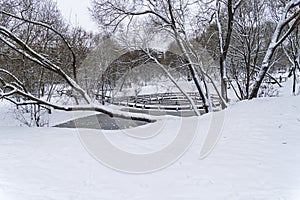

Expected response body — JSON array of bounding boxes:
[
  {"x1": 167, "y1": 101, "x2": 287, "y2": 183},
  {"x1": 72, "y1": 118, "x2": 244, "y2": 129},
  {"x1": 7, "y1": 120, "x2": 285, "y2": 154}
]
[
  {"x1": 78, "y1": 35, "x2": 124, "y2": 98},
  {"x1": 0, "y1": 1, "x2": 154, "y2": 123},
  {"x1": 283, "y1": 25, "x2": 300, "y2": 95},
  {"x1": 249, "y1": 0, "x2": 300, "y2": 98},
  {"x1": 90, "y1": 0, "x2": 212, "y2": 113},
  {"x1": 0, "y1": 0, "x2": 75, "y2": 126},
  {"x1": 227, "y1": 0, "x2": 266, "y2": 99},
  {"x1": 215, "y1": 0, "x2": 242, "y2": 103}
]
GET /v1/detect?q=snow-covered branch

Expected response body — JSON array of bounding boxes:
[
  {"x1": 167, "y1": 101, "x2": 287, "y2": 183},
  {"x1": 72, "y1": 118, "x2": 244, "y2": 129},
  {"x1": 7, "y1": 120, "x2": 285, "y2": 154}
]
[
  {"x1": 0, "y1": 78, "x2": 155, "y2": 122},
  {"x1": 249, "y1": 0, "x2": 300, "y2": 98},
  {"x1": 233, "y1": 0, "x2": 243, "y2": 13},
  {"x1": 0, "y1": 68, "x2": 27, "y2": 92},
  {"x1": 0, "y1": 10, "x2": 78, "y2": 81},
  {"x1": 143, "y1": 49, "x2": 201, "y2": 116},
  {"x1": 0, "y1": 25, "x2": 155, "y2": 122},
  {"x1": 0, "y1": 25, "x2": 91, "y2": 103}
]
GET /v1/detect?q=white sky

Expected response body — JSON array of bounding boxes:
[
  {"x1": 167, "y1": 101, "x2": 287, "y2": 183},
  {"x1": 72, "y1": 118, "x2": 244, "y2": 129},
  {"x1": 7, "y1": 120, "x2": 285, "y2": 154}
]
[{"x1": 55, "y1": 0, "x2": 97, "y2": 32}]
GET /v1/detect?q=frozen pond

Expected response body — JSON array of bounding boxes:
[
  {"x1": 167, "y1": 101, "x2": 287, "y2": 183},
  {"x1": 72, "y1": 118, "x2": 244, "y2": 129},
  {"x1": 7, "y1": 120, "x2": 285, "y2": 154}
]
[{"x1": 54, "y1": 114, "x2": 149, "y2": 130}]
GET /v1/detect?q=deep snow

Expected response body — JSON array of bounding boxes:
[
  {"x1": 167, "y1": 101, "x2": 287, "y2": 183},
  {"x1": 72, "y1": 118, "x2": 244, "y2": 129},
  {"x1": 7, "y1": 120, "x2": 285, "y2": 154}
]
[{"x1": 0, "y1": 80, "x2": 300, "y2": 199}]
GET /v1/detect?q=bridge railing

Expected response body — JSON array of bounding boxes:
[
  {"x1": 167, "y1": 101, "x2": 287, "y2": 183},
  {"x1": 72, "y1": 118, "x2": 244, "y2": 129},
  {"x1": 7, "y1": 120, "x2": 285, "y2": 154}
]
[{"x1": 102, "y1": 92, "x2": 221, "y2": 111}]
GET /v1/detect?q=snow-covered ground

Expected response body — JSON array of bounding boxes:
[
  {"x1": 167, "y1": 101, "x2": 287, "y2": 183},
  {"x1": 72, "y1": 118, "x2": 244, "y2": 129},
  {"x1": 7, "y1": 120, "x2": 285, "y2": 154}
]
[
  {"x1": 1, "y1": 80, "x2": 300, "y2": 199},
  {"x1": 115, "y1": 79, "x2": 199, "y2": 97}
]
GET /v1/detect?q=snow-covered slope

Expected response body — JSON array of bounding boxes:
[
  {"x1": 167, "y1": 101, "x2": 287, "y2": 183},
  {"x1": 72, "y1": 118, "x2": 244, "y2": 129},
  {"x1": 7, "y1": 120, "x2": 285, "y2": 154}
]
[{"x1": 0, "y1": 95, "x2": 300, "y2": 200}]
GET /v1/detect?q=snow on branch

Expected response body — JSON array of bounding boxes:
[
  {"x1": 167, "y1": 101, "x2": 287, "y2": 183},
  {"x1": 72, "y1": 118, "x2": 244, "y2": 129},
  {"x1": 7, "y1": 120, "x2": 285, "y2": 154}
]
[
  {"x1": 0, "y1": 25, "x2": 91, "y2": 104},
  {"x1": 0, "y1": 68, "x2": 27, "y2": 92},
  {"x1": 142, "y1": 48, "x2": 201, "y2": 116},
  {"x1": 233, "y1": 0, "x2": 243, "y2": 13},
  {"x1": 0, "y1": 10, "x2": 78, "y2": 80},
  {"x1": 0, "y1": 77, "x2": 155, "y2": 123},
  {"x1": 0, "y1": 25, "x2": 155, "y2": 122},
  {"x1": 249, "y1": 0, "x2": 300, "y2": 98}
]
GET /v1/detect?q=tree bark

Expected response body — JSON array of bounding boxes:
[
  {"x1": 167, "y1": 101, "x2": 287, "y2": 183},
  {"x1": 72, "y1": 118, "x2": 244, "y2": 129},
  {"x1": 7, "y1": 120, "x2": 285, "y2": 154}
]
[{"x1": 249, "y1": 0, "x2": 300, "y2": 98}]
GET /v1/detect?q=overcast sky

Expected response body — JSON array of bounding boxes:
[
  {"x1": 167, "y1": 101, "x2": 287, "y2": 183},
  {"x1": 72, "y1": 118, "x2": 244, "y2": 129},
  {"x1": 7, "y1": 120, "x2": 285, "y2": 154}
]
[{"x1": 55, "y1": 0, "x2": 97, "y2": 32}]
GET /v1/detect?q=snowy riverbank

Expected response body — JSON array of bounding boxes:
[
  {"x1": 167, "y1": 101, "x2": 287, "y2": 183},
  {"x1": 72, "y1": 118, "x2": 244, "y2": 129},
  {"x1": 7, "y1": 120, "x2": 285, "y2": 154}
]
[{"x1": 1, "y1": 95, "x2": 300, "y2": 199}]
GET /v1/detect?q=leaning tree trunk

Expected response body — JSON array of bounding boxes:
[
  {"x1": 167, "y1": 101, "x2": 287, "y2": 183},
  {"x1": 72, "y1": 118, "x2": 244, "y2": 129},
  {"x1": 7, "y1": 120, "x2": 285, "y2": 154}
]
[
  {"x1": 176, "y1": 37, "x2": 211, "y2": 113},
  {"x1": 249, "y1": 45, "x2": 276, "y2": 99},
  {"x1": 167, "y1": 0, "x2": 211, "y2": 113},
  {"x1": 249, "y1": 0, "x2": 300, "y2": 99}
]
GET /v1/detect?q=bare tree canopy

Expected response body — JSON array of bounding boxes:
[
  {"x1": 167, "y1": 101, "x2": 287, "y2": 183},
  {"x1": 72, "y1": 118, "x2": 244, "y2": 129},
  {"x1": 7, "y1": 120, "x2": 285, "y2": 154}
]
[{"x1": 0, "y1": 0, "x2": 300, "y2": 126}]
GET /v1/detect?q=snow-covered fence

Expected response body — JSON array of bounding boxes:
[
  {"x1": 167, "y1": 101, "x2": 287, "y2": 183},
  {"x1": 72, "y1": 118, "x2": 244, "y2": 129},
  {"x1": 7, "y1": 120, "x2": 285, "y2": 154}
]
[{"x1": 106, "y1": 92, "x2": 221, "y2": 112}]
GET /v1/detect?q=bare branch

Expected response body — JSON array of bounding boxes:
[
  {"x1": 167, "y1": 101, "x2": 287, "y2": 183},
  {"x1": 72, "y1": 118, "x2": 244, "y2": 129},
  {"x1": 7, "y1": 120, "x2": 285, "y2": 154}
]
[
  {"x1": 143, "y1": 49, "x2": 201, "y2": 116},
  {"x1": 0, "y1": 26, "x2": 91, "y2": 103},
  {"x1": 0, "y1": 68, "x2": 27, "y2": 92},
  {"x1": 250, "y1": 0, "x2": 300, "y2": 98},
  {"x1": 0, "y1": 10, "x2": 78, "y2": 81}
]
